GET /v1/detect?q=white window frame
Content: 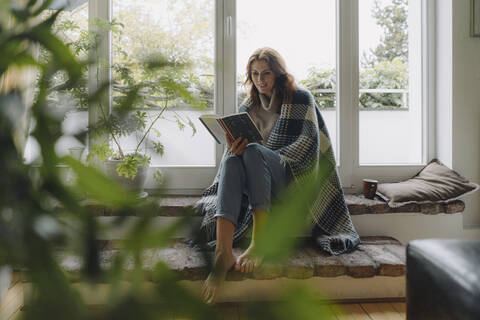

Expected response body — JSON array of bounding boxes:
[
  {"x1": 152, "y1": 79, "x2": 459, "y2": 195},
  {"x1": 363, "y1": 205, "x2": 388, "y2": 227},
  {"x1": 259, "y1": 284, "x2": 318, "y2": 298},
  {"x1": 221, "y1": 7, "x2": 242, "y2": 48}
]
[
  {"x1": 336, "y1": 0, "x2": 435, "y2": 193},
  {"x1": 86, "y1": 0, "x2": 435, "y2": 194},
  {"x1": 88, "y1": 0, "x2": 232, "y2": 194}
]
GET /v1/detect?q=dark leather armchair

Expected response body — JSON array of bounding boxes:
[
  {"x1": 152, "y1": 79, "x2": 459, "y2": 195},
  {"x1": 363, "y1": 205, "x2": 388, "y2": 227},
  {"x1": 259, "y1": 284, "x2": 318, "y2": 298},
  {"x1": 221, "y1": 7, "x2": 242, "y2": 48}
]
[{"x1": 407, "y1": 239, "x2": 480, "y2": 320}]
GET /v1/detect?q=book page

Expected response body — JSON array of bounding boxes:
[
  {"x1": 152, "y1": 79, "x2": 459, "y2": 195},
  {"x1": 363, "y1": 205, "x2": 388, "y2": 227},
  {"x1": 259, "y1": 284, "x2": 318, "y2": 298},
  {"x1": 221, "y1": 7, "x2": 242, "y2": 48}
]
[{"x1": 199, "y1": 115, "x2": 227, "y2": 144}]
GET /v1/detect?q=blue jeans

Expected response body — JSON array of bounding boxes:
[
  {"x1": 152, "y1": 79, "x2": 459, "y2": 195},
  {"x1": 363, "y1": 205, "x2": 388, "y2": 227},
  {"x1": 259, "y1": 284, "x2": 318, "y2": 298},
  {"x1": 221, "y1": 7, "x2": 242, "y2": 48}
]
[{"x1": 215, "y1": 143, "x2": 289, "y2": 226}]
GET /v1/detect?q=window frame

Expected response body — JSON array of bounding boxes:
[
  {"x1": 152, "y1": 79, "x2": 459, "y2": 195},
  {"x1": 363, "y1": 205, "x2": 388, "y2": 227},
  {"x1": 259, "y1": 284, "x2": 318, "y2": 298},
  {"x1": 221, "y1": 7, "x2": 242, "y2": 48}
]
[
  {"x1": 336, "y1": 0, "x2": 436, "y2": 193},
  {"x1": 88, "y1": 0, "x2": 228, "y2": 194}
]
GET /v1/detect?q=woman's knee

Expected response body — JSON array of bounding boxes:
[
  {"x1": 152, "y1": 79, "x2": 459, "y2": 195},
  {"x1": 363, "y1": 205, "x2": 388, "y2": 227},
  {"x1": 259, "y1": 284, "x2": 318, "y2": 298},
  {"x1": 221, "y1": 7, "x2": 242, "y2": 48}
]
[
  {"x1": 221, "y1": 155, "x2": 243, "y2": 172},
  {"x1": 242, "y1": 143, "x2": 264, "y2": 161}
]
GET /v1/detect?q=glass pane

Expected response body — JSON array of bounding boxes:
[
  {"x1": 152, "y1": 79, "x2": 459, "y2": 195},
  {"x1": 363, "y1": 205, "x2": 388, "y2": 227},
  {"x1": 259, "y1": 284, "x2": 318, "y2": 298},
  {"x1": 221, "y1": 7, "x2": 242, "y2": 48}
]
[
  {"x1": 112, "y1": 0, "x2": 215, "y2": 166},
  {"x1": 359, "y1": 0, "x2": 422, "y2": 165},
  {"x1": 237, "y1": 0, "x2": 337, "y2": 160},
  {"x1": 25, "y1": 3, "x2": 89, "y2": 164}
]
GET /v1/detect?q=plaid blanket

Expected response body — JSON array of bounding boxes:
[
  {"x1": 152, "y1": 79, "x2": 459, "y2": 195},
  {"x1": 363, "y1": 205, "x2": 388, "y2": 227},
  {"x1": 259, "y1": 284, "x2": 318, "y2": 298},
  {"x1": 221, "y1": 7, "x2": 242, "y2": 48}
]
[{"x1": 194, "y1": 88, "x2": 360, "y2": 255}]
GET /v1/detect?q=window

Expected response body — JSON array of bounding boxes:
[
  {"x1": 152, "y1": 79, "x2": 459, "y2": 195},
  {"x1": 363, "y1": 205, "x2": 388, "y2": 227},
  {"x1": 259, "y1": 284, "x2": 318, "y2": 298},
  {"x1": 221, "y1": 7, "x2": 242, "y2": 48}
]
[
  {"x1": 25, "y1": 2, "x2": 89, "y2": 165},
  {"x1": 236, "y1": 0, "x2": 433, "y2": 190},
  {"x1": 339, "y1": 0, "x2": 433, "y2": 190},
  {"x1": 29, "y1": 0, "x2": 434, "y2": 193},
  {"x1": 358, "y1": 0, "x2": 423, "y2": 165},
  {"x1": 236, "y1": 0, "x2": 338, "y2": 160},
  {"x1": 112, "y1": 0, "x2": 215, "y2": 167}
]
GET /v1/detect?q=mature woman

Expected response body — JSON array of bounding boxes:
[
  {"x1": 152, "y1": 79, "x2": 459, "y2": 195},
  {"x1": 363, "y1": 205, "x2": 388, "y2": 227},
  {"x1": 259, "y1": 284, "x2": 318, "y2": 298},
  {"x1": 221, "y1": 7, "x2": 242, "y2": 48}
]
[{"x1": 197, "y1": 48, "x2": 360, "y2": 303}]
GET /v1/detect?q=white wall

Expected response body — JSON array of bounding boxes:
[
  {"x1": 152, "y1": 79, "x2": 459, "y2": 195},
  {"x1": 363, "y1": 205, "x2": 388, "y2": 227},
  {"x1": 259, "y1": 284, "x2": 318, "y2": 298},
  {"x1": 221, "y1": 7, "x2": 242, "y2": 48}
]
[{"x1": 451, "y1": 0, "x2": 480, "y2": 229}]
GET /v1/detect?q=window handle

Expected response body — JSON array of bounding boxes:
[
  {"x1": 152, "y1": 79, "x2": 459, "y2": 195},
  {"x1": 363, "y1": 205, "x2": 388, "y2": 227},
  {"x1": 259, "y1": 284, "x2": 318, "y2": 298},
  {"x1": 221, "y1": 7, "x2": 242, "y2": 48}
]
[{"x1": 225, "y1": 16, "x2": 232, "y2": 39}]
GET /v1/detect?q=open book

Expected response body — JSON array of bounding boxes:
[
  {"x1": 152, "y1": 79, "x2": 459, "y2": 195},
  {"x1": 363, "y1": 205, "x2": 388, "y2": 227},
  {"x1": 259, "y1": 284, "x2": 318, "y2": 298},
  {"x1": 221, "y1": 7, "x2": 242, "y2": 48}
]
[{"x1": 199, "y1": 112, "x2": 263, "y2": 144}]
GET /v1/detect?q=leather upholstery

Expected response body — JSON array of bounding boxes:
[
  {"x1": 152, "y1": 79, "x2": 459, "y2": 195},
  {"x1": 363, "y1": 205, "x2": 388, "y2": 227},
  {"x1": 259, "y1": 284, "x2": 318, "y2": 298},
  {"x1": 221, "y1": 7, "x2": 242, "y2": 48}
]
[{"x1": 407, "y1": 239, "x2": 480, "y2": 320}]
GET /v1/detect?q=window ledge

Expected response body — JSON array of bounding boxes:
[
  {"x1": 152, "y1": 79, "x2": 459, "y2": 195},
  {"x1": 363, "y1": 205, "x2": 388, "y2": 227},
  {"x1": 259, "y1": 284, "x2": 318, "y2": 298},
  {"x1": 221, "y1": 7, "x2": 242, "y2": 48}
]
[
  {"x1": 82, "y1": 195, "x2": 465, "y2": 217},
  {"x1": 344, "y1": 195, "x2": 465, "y2": 215},
  {"x1": 51, "y1": 236, "x2": 405, "y2": 282}
]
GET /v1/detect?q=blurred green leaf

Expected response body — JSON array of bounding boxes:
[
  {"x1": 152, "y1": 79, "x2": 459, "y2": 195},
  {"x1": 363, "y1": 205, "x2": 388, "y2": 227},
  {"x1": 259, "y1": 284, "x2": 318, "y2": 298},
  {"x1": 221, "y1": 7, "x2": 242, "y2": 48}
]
[
  {"x1": 31, "y1": 0, "x2": 55, "y2": 17},
  {"x1": 0, "y1": 2, "x2": 345, "y2": 319},
  {"x1": 0, "y1": 48, "x2": 39, "y2": 76},
  {"x1": 21, "y1": 12, "x2": 83, "y2": 82},
  {"x1": 62, "y1": 156, "x2": 139, "y2": 208}
]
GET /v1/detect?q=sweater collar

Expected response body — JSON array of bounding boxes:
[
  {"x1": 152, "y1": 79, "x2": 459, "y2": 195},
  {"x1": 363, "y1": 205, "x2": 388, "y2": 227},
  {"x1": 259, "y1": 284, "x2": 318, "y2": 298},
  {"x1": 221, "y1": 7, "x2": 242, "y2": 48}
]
[{"x1": 259, "y1": 88, "x2": 281, "y2": 112}]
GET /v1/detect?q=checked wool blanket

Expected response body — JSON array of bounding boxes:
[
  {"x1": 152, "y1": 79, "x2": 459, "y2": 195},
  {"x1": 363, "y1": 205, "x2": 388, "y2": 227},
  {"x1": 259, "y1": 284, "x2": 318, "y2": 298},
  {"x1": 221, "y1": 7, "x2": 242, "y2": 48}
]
[{"x1": 194, "y1": 88, "x2": 360, "y2": 255}]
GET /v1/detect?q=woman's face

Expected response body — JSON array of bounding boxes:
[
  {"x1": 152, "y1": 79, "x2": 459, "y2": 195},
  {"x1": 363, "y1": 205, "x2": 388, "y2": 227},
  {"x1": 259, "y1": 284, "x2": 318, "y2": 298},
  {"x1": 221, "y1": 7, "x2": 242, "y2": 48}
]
[{"x1": 251, "y1": 59, "x2": 276, "y2": 97}]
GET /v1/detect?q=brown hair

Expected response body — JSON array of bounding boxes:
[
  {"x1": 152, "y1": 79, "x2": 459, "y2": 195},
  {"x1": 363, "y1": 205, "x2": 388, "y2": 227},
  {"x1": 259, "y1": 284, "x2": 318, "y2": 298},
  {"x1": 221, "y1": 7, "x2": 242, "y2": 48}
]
[{"x1": 244, "y1": 47, "x2": 297, "y2": 106}]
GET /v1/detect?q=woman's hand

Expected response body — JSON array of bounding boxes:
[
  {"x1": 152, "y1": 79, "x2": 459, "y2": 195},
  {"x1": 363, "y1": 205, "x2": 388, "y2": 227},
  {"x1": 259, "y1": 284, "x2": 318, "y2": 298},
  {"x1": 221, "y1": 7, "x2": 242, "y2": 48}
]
[{"x1": 227, "y1": 135, "x2": 248, "y2": 156}]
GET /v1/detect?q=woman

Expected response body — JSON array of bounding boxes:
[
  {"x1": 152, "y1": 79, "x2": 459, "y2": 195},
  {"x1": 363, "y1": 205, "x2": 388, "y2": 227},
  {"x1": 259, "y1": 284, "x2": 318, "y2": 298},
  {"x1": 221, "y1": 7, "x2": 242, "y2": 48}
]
[{"x1": 198, "y1": 48, "x2": 359, "y2": 303}]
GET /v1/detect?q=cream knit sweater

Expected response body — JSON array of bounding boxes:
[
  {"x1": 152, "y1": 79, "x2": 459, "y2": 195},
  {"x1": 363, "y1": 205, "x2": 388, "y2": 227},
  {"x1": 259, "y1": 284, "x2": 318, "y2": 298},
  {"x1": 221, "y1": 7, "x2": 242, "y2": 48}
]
[{"x1": 247, "y1": 91, "x2": 281, "y2": 144}]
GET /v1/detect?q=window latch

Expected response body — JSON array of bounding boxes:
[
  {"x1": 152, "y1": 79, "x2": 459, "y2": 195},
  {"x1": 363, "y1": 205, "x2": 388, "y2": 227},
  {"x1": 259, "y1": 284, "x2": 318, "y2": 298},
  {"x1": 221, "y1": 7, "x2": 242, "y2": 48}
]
[{"x1": 225, "y1": 16, "x2": 232, "y2": 39}]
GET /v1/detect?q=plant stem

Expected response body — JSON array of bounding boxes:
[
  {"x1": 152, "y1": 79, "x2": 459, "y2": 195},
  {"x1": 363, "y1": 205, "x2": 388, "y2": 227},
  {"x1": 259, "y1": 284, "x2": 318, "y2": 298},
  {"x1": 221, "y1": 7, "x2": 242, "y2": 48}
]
[
  {"x1": 134, "y1": 95, "x2": 169, "y2": 154},
  {"x1": 97, "y1": 96, "x2": 125, "y2": 159},
  {"x1": 110, "y1": 130, "x2": 124, "y2": 158},
  {"x1": 96, "y1": 61, "x2": 125, "y2": 159}
]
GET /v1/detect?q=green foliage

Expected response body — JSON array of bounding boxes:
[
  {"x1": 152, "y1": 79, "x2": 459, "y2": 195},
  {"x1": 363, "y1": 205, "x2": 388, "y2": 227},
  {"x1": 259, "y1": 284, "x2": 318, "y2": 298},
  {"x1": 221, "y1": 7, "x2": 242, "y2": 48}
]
[
  {"x1": 64, "y1": 156, "x2": 139, "y2": 207},
  {"x1": 42, "y1": 8, "x2": 205, "y2": 180},
  {"x1": 116, "y1": 153, "x2": 150, "y2": 179},
  {"x1": 363, "y1": 0, "x2": 408, "y2": 68},
  {"x1": 0, "y1": 3, "x2": 215, "y2": 318},
  {"x1": 0, "y1": 2, "x2": 336, "y2": 319},
  {"x1": 153, "y1": 169, "x2": 164, "y2": 185},
  {"x1": 360, "y1": 58, "x2": 408, "y2": 109},
  {"x1": 95, "y1": 24, "x2": 204, "y2": 178},
  {"x1": 361, "y1": 58, "x2": 408, "y2": 89},
  {"x1": 86, "y1": 140, "x2": 113, "y2": 162},
  {"x1": 299, "y1": 67, "x2": 336, "y2": 109},
  {"x1": 153, "y1": 141, "x2": 165, "y2": 157},
  {"x1": 358, "y1": 0, "x2": 408, "y2": 109}
]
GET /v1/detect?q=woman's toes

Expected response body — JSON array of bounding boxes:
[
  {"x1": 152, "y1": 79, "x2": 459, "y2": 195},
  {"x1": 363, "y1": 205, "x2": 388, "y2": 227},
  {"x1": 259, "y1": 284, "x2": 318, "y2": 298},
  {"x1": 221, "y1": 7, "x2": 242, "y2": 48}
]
[
  {"x1": 203, "y1": 282, "x2": 217, "y2": 304},
  {"x1": 245, "y1": 261, "x2": 250, "y2": 273},
  {"x1": 235, "y1": 257, "x2": 243, "y2": 271},
  {"x1": 206, "y1": 287, "x2": 215, "y2": 304}
]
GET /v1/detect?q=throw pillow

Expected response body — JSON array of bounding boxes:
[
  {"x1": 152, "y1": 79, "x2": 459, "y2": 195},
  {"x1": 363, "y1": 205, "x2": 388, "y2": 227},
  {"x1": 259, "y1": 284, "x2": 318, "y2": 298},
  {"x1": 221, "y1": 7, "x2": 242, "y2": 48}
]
[{"x1": 376, "y1": 159, "x2": 479, "y2": 207}]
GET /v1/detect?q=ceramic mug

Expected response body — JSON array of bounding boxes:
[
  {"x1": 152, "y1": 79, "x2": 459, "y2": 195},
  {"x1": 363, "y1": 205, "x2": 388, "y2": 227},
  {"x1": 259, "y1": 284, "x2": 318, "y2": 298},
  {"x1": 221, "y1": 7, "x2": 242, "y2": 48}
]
[{"x1": 362, "y1": 179, "x2": 378, "y2": 199}]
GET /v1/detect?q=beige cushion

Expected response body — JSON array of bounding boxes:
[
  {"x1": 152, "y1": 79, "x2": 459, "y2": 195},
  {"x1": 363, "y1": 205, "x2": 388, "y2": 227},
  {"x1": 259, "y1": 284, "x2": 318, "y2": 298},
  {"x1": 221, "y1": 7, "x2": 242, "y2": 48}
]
[{"x1": 377, "y1": 159, "x2": 478, "y2": 207}]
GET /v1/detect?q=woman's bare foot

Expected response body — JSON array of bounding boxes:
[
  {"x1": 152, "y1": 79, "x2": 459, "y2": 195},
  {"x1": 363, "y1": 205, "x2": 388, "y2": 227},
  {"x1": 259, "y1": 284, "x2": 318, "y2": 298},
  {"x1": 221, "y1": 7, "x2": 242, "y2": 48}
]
[
  {"x1": 202, "y1": 251, "x2": 236, "y2": 304},
  {"x1": 235, "y1": 244, "x2": 262, "y2": 273}
]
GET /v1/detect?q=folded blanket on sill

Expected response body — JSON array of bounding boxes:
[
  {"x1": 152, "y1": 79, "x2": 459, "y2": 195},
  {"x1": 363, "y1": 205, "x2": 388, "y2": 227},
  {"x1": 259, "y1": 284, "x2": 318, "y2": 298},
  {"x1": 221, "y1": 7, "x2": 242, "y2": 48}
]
[{"x1": 194, "y1": 88, "x2": 360, "y2": 255}]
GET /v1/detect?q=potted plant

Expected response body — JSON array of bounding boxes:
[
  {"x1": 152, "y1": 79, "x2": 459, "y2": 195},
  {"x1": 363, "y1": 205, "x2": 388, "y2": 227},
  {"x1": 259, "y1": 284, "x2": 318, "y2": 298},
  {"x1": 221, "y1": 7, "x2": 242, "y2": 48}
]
[
  {"x1": 48, "y1": 18, "x2": 205, "y2": 194},
  {"x1": 87, "y1": 58, "x2": 203, "y2": 195}
]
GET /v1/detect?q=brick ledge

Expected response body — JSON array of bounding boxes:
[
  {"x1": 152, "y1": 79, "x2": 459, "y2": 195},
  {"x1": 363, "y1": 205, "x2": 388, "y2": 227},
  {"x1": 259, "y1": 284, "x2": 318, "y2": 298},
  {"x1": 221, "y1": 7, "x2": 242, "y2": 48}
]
[
  {"x1": 85, "y1": 195, "x2": 465, "y2": 216},
  {"x1": 53, "y1": 236, "x2": 406, "y2": 282}
]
